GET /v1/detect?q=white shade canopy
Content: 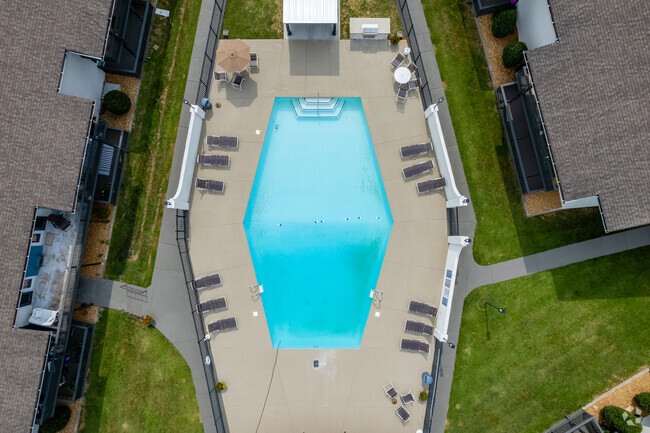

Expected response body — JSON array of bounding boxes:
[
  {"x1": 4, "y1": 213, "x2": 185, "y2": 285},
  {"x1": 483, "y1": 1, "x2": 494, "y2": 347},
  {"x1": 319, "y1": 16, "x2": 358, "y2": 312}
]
[{"x1": 283, "y1": 0, "x2": 338, "y2": 24}]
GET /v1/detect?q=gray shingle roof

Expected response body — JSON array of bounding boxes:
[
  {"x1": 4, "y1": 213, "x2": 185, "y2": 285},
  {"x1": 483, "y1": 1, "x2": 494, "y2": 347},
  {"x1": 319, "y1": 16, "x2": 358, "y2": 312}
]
[
  {"x1": 0, "y1": 1, "x2": 113, "y2": 430},
  {"x1": 526, "y1": 0, "x2": 650, "y2": 232}
]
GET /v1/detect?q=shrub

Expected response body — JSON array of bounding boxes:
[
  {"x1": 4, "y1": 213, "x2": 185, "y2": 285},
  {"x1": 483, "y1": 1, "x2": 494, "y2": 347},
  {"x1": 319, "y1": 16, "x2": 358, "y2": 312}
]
[
  {"x1": 141, "y1": 315, "x2": 154, "y2": 327},
  {"x1": 635, "y1": 392, "x2": 650, "y2": 412},
  {"x1": 102, "y1": 90, "x2": 131, "y2": 115},
  {"x1": 419, "y1": 390, "x2": 428, "y2": 401},
  {"x1": 600, "y1": 406, "x2": 642, "y2": 433},
  {"x1": 215, "y1": 382, "x2": 226, "y2": 391},
  {"x1": 491, "y1": 9, "x2": 517, "y2": 38},
  {"x1": 389, "y1": 34, "x2": 401, "y2": 45},
  {"x1": 502, "y1": 41, "x2": 527, "y2": 68},
  {"x1": 40, "y1": 405, "x2": 71, "y2": 433}
]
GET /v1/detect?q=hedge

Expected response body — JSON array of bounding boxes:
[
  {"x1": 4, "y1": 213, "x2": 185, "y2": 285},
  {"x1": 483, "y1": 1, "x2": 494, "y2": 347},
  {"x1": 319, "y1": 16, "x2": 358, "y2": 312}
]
[
  {"x1": 600, "y1": 406, "x2": 642, "y2": 433},
  {"x1": 635, "y1": 392, "x2": 650, "y2": 412},
  {"x1": 492, "y1": 9, "x2": 517, "y2": 38},
  {"x1": 502, "y1": 41, "x2": 527, "y2": 68},
  {"x1": 103, "y1": 90, "x2": 132, "y2": 115},
  {"x1": 40, "y1": 405, "x2": 71, "y2": 433}
]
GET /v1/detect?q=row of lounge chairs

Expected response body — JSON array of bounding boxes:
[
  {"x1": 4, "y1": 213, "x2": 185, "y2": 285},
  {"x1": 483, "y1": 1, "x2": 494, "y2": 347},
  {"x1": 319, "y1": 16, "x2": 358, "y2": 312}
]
[
  {"x1": 196, "y1": 135, "x2": 239, "y2": 194},
  {"x1": 399, "y1": 142, "x2": 447, "y2": 194},
  {"x1": 192, "y1": 271, "x2": 239, "y2": 334},
  {"x1": 400, "y1": 300, "x2": 437, "y2": 355},
  {"x1": 383, "y1": 382, "x2": 414, "y2": 423}
]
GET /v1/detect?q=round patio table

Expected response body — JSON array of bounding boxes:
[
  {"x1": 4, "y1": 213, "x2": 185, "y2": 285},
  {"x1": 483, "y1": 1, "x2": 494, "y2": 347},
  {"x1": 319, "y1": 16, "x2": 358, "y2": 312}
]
[{"x1": 394, "y1": 66, "x2": 411, "y2": 84}]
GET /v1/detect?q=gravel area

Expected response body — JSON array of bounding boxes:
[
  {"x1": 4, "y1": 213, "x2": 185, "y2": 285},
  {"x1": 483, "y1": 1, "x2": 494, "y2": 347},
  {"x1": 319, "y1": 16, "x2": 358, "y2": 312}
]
[
  {"x1": 585, "y1": 369, "x2": 650, "y2": 421},
  {"x1": 477, "y1": 15, "x2": 520, "y2": 88},
  {"x1": 524, "y1": 190, "x2": 561, "y2": 215},
  {"x1": 101, "y1": 73, "x2": 139, "y2": 131}
]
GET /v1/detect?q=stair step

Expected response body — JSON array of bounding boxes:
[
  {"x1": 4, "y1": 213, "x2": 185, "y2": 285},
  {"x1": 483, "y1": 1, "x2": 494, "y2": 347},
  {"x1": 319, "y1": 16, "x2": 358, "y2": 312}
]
[{"x1": 292, "y1": 98, "x2": 345, "y2": 118}]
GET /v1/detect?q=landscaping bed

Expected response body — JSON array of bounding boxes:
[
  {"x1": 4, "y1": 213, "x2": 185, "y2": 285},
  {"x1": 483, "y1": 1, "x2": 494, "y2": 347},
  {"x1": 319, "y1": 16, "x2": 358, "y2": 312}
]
[
  {"x1": 585, "y1": 369, "x2": 650, "y2": 421},
  {"x1": 101, "y1": 73, "x2": 139, "y2": 131},
  {"x1": 81, "y1": 204, "x2": 113, "y2": 277},
  {"x1": 476, "y1": 14, "x2": 518, "y2": 88}
]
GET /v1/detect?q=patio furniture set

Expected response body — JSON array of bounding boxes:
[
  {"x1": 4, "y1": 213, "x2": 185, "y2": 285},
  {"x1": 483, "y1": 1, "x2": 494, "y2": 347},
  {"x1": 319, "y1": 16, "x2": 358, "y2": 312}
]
[
  {"x1": 399, "y1": 142, "x2": 447, "y2": 194},
  {"x1": 195, "y1": 135, "x2": 239, "y2": 194},
  {"x1": 193, "y1": 272, "x2": 239, "y2": 335},
  {"x1": 215, "y1": 39, "x2": 259, "y2": 91},
  {"x1": 391, "y1": 50, "x2": 422, "y2": 104},
  {"x1": 384, "y1": 381, "x2": 415, "y2": 424}
]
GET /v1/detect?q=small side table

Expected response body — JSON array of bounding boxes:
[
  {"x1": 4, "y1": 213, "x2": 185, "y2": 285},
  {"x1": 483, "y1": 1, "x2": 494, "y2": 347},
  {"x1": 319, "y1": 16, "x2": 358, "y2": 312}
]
[{"x1": 404, "y1": 47, "x2": 411, "y2": 57}]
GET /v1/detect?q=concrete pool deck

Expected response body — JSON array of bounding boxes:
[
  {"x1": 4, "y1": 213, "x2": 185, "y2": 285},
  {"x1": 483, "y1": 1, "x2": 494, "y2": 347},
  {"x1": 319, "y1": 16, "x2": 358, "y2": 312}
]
[{"x1": 188, "y1": 39, "x2": 448, "y2": 432}]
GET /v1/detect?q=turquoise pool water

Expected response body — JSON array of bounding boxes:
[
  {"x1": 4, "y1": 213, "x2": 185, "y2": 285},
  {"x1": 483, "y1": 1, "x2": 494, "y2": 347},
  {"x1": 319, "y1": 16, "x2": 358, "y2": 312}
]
[{"x1": 243, "y1": 98, "x2": 392, "y2": 348}]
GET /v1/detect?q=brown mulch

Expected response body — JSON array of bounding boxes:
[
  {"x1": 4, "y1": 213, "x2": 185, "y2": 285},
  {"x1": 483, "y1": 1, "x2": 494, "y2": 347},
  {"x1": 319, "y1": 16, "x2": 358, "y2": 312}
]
[
  {"x1": 73, "y1": 303, "x2": 99, "y2": 324},
  {"x1": 477, "y1": 15, "x2": 520, "y2": 88},
  {"x1": 524, "y1": 190, "x2": 561, "y2": 215},
  {"x1": 80, "y1": 204, "x2": 113, "y2": 277},
  {"x1": 585, "y1": 369, "x2": 650, "y2": 422},
  {"x1": 100, "y1": 73, "x2": 139, "y2": 131}
]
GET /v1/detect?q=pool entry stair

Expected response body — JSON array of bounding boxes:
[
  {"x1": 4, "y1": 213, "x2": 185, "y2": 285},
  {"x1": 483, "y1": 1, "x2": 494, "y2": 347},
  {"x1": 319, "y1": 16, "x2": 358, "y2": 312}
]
[{"x1": 292, "y1": 97, "x2": 345, "y2": 118}]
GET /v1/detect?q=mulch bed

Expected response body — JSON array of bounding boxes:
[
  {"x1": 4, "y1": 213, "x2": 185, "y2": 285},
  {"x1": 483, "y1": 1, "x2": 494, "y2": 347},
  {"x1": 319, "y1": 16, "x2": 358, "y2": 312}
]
[
  {"x1": 80, "y1": 204, "x2": 113, "y2": 278},
  {"x1": 585, "y1": 369, "x2": 650, "y2": 422},
  {"x1": 100, "y1": 73, "x2": 139, "y2": 131},
  {"x1": 477, "y1": 15, "x2": 519, "y2": 88},
  {"x1": 524, "y1": 190, "x2": 561, "y2": 215}
]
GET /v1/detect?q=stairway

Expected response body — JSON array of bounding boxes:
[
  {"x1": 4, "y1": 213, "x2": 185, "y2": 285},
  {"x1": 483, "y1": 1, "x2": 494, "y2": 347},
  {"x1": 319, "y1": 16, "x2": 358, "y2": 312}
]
[{"x1": 291, "y1": 97, "x2": 345, "y2": 118}]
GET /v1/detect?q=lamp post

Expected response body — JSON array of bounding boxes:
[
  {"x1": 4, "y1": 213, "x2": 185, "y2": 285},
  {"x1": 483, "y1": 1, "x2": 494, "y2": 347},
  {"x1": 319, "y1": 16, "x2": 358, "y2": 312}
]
[
  {"x1": 485, "y1": 302, "x2": 506, "y2": 314},
  {"x1": 443, "y1": 338, "x2": 456, "y2": 349},
  {"x1": 433, "y1": 96, "x2": 445, "y2": 108}
]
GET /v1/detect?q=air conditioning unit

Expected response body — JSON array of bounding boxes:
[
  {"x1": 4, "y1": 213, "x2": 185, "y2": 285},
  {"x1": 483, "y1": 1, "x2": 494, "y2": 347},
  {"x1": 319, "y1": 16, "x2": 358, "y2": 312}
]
[{"x1": 362, "y1": 24, "x2": 379, "y2": 37}]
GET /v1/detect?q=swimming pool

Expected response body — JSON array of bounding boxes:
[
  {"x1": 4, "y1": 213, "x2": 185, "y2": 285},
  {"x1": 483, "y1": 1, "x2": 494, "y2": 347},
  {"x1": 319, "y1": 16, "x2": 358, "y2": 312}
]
[{"x1": 243, "y1": 97, "x2": 392, "y2": 348}]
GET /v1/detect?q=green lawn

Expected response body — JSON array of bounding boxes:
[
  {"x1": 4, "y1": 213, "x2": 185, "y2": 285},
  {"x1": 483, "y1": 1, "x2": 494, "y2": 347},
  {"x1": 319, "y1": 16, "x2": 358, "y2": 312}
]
[
  {"x1": 421, "y1": 0, "x2": 603, "y2": 265},
  {"x1": 105, "y1": 0, "x2": 201, "y2": 286},
  {"x1": 339, "y1": 0, "x2": 401, "y2": 39},
  {"x1": 447, "y1": 246, "x2": 650, "y2": 433},
  {"x1": 80, "y1": 309, "x2": 203, "y2": 432}
]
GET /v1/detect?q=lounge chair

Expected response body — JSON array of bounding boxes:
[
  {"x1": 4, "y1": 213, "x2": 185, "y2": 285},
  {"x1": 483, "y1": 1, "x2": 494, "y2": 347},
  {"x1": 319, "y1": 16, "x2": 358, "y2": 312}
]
[
  {"x1": 198, "y1": 297, "x2": 227, "y2": 314},
  {"x1": 404, "y1": 319, "x2": 434, "y2": 336},
  {"x1": 408, "y1": 299, "x2": 438, "y2": 318},
  {"x1": 402, "y1": 160, "x2": 434, "y2": 180},
  {"x1": 207, "y1": 135, "x2": 239, "y2": 149},
  {"x1": 197, "y1": 154, "x2": 230, "y2": 168},
  {"x1": 232, "y1": 74, "x2": 245, "y2": 91},
  {"x1": 417, "y1": 177, "x2": 446, "y2": 195},
  {"x1": 396, "y1": 87, "x2": 407, "y2": 104},
  {"x1": 192, "y1": 273, "x2": 222, "y2": 290},
  {"x1": 208, "y1": 316, "x2": 238, "y2": 333},
  {"x1": 400, "y1": 142, "x2": 433, "y2": 159},
  {"x1": 391, "y1": 52, "x2": 406, "y2": 69},
  {"x1": 383, "y1": 382, "x2": 398, "y2": 400},
  {"x1": 250, "y1": 52, "x2": 259, "y2": 70},
  {"x1": 196, "y1": 178, "x2": 225, "y2": 193},
  {"x1": 401, "y1": 389, "x2": 415, "y2": 406},
  {"x1": 407, "y1": 62, "x2": 417, "y2": 74},
  {"x1": 408, "y1": 77, "x2": 422, "y2": 91},
  {"x1": 396, "y1": 405, "x2": 411, "y2": 423},
  {"x1": 400, "y1": 337, "x2": 430, "y2": 354},
  {"x1": 214, "y1": 71, "x2": 228, "y2": 85},
  {"x1": 47, "y1": 214, "x2": 71, "y2": 232}
]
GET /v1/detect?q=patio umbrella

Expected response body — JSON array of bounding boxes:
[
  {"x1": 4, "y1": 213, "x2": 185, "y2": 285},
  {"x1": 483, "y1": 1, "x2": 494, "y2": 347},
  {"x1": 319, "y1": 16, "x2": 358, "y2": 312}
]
[{"x1": 216, "y1": 39, "x2": 250, "y2": 73}]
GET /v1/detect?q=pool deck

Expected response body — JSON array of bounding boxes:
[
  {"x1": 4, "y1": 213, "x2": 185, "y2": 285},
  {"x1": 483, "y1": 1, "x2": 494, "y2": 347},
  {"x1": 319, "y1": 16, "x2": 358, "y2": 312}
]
[{"x1": 188, "y1": 39, "x2": 448, "y2": 432}]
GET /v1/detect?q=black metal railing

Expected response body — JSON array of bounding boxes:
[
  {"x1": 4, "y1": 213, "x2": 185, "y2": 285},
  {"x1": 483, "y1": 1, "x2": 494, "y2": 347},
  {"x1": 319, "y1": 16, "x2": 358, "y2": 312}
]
[
  {"x1": 176, "y1": 209, "x2": 227, "y2": 432},
  {"x1": 396, "y1": 0, "x2": 433, "y2": 109},
  {"x1": 196, "y1": 0, "x2": 227, "y2": 103},
  {"x1": 423, "y1": 339, "x2": 444, "y2": 432}
]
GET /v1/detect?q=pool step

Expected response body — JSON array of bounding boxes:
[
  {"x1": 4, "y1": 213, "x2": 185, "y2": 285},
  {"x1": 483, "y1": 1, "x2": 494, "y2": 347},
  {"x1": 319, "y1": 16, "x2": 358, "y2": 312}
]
[{"x1": 292, "y1": 98, "x2": 345, "y2": 118}]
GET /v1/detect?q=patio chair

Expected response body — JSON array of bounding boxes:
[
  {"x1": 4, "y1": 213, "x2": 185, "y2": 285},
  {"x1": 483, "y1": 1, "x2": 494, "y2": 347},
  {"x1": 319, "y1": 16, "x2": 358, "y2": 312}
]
[
  {"x1": 47, "y1": 214, "x2": 71, "y2": 232},
  {"x1": 391, "y1": 52, "x2": 406, "y2": 69},
  {"x1": 400, "y1": 142, "x2": 433, "y2": 159},
  {"x1": 232, "y1": 74, "x2": 245, "y2": 91},
  {"x1": 192, "y1": 273, "x2": 222, "y2": 290},
  {"x1": 402, "y1": 160, "x2": 434, "y2": 180},
  {"x1": 197, "y1": 154, "x2": 230, "y2": 168},
  {"x1": 196, "y1": 178, "x2": 225, "y2": 193},
  {"x1": 407, "y1": 77, "x2": 422, "y2": 91},
  {"x1": 198, "y1": 297, "x2": 227, "y2": 314},
  {"x1": 417, "y1": 177, "x2": 446, "y2": 195},
  {"x1": 396, "y1": 87, "x2": 407, "y2": 104},
  {"x1": 208, "y1": 316, "x2": 238, "y2": 334},
  {"x1": 401, "y1": 389, "x2": 415, "y2": 406},
  {"x1": 408, "y1": 299, "x2": 438, "y2": 318},
  {"x1": 400, "y1": 337, "x2": 430, "y2": 354},
  {"x1": 250, "y1": 52, "x2": 259, "y2": 70},
  {"x1": 404, "y1": 319, "x2": 434, "y2": 336},
  {"x1": 396, "y1": 405, "x2": 411, "y2": 423},
  {"x1": 383, "y1": 382, "x2": 398, "y2": 400},
  {"x1": 214, "y1": 71, "x2": 228, "y2": 85},
  {"x1": 407, "y1": 62, "x2": 417, "y2": 74},
  {"x1": 207, "y1": 135, "x2": 239, "y2": 149}
]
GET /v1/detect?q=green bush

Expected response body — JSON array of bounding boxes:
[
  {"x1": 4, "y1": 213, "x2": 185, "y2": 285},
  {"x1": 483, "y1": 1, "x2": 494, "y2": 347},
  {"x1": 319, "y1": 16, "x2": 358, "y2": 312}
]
[
  {"x1": 635, "y1": 392, "x2": 650, "y2": 412},
  {"x1": 215, "y1": 382, "x2": 226, "y2": 391},
  {"x1": 491, "y1": 9, "x2": 517, "y2": 38},
  {"x1": 419, "y1": 390, "x2": 429, "y2": 401},
  {"x1": 502, "y1": 41, "x2": 527, "y2": 68},
  {"x1": 600, "y1": 406, "x2": 642, "y2": 433},
  {"x1": 102, "y1": 90, "x2": 131, "y2": 115},
  {"x1": 40, "y1": 405, "x2": 71, "y2": 433}
]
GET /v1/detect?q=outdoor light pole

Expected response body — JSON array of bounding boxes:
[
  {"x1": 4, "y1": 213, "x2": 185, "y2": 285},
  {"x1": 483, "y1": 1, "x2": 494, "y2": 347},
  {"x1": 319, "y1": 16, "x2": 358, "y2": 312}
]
[
  {"x1": 443, "y1": 338, "x2": 456, "y2": 349},
  {"x1": 433, "y1": 96, "x2": 445, "y2": 109},
  {"x1": 485, "y1": 302, "x2": 506, "y2": 314}
]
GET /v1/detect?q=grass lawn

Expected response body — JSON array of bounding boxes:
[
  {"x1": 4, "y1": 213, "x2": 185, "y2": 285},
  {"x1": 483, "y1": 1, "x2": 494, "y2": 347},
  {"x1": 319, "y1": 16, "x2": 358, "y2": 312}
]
[
  {"x1": 447, "y1": 246, "x2": 650, "y2": 433},
  {"x1": 80, "y1": 309, "x2": 203, "y2": 432},
  {"x1": 421, "y1": 0, "x2": 603, "y2": 265},
  {"x1": 221, "y1": 0, "x2": 400, "y2": 39},
  {"x1": 104, "y1": 0, "x2": 201, "y2": 286}
]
